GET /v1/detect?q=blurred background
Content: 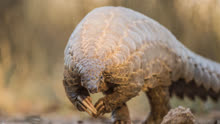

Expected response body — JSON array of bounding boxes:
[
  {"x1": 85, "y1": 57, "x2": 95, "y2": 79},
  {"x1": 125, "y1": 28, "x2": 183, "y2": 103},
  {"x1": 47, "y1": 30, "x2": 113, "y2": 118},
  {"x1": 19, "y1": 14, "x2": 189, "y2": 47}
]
[{"x1": 0, "y1": 0, "x2": 220, "y2": 122}]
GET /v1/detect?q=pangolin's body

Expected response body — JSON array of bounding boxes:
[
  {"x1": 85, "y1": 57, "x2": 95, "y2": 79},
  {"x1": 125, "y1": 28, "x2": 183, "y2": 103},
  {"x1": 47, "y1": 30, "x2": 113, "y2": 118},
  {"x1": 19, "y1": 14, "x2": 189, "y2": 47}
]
[{"x1": 63, "y1": 6, "x2": 220, "y2": 124}]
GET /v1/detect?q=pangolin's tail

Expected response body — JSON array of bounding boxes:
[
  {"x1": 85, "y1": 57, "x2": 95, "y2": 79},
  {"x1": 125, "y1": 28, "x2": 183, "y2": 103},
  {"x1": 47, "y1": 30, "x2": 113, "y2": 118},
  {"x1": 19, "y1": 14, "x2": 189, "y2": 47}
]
[{"x1": 169, "y1": 48, "x2": 220, "y2": 101}]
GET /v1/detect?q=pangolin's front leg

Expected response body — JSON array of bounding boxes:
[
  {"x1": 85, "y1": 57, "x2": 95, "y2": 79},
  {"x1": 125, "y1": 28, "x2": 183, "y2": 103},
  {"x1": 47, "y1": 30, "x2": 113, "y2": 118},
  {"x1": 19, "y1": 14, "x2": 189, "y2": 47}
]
[
  {"x1": 94, "y1": 83, "x2": 141, "y2": 123},
  {"x1": 63, "y1": 69, "x2": 97, "y2": 116},
  {"x1": 112, "y1": 103, "x2": 131, "y2": 124}
]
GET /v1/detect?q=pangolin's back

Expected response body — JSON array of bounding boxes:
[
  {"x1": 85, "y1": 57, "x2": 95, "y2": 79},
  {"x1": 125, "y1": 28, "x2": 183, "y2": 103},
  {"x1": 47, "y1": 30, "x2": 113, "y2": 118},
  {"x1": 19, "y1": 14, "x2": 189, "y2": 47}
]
[
  {"x1": 65, "y1": 7, "x2": 178, "y2": 69},
  {"x1": 64, "y1": 6, "x2": 220, "y2": 98}
]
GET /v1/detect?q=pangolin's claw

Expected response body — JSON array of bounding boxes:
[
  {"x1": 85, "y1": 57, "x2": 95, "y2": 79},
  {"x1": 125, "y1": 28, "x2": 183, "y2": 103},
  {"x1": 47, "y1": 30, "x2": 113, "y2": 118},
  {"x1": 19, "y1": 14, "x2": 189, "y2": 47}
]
[
  {"x1": 77, "y1": 96, "x2": 97, "y2": 116},
  {"x1": 77, "y1": 101, "x2": 93, "y2": 116},
  {"x1": 75, "y1": 101, "x2": 85, "y2": 111},
  {"x1": 98, "y1": 105, "x2": 105, "y2": 113},
  {"x1": 80, "y1": 96, "x2": 97, "y2": 114},
  {"x1": 94, "y1": 99, "x2": 105, "y2": 117},
  {"x1": 95, "y1": 100, "x2": 104, "y2": 110}
]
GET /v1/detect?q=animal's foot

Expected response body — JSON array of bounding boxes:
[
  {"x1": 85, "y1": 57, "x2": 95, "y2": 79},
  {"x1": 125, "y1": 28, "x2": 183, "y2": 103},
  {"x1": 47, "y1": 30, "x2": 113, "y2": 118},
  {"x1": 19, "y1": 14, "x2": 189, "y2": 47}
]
[
  {"x1": 143, "y1": 118, "x2": 162, "y2": 124},
  {"x1": 143, "y1": 113, "x2": 163, "y2": 124},
  {"x1": 113, "y1": 120, "x2": 131, "y2": 124},
  {"x1": 94, "y1": 97, "x2": 111, "y2": 117},
  {"x1": 75, "y1": 96, "x2": 97, "y2": 116}
]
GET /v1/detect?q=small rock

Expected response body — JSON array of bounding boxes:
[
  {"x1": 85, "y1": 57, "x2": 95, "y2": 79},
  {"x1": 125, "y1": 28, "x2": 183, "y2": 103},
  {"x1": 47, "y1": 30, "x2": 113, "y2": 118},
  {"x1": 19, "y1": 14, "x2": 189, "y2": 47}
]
[{"x1": 161, "y1": 106, "x2": 196, "y2": 124}]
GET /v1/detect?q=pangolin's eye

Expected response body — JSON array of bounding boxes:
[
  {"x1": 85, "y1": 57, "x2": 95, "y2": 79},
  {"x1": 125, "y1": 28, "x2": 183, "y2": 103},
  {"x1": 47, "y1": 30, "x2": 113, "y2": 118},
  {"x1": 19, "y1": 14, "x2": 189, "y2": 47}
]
[
  {"x1": 100, "y1": 75, "x2": 103, "y2": 79},
  {"x1": 81, "y1": 78, "x2": 86, "y2": 82}
]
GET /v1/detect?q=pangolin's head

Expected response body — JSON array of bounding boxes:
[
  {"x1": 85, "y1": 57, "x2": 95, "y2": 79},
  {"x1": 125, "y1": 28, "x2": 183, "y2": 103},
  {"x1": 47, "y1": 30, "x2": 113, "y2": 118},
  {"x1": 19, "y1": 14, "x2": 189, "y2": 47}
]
[{"x1": 79, "y1": 60, "x2": 105, "y2": 94}]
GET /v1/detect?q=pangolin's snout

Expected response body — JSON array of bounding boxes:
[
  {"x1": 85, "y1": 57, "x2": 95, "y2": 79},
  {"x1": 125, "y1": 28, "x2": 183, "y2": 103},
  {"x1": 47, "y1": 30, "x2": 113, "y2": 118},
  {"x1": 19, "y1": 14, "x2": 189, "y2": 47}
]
[
  {"x1": 87, "y1": 85, "x2": 98, "y2": 94},
  {"x1": 82, "y1": 80, "x2": 99, "y2": 94}
]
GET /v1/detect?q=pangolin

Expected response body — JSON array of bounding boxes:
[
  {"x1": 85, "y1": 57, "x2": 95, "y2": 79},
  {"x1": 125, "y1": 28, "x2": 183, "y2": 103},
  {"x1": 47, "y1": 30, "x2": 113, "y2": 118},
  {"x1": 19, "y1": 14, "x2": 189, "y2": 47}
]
[{"x1": 63, "y1": 6, "x2": 220, "y2": 124}]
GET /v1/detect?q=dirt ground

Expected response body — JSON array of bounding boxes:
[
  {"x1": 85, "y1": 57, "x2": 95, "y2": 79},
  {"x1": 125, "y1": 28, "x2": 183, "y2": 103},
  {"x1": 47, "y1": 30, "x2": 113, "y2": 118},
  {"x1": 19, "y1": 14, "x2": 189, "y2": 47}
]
[
  {"x1": 0, "y1": 115, "x2": 111, "y2": 124},
  {"x1": 0, "y1": 111, "x2": 220, "y2": 124}
]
